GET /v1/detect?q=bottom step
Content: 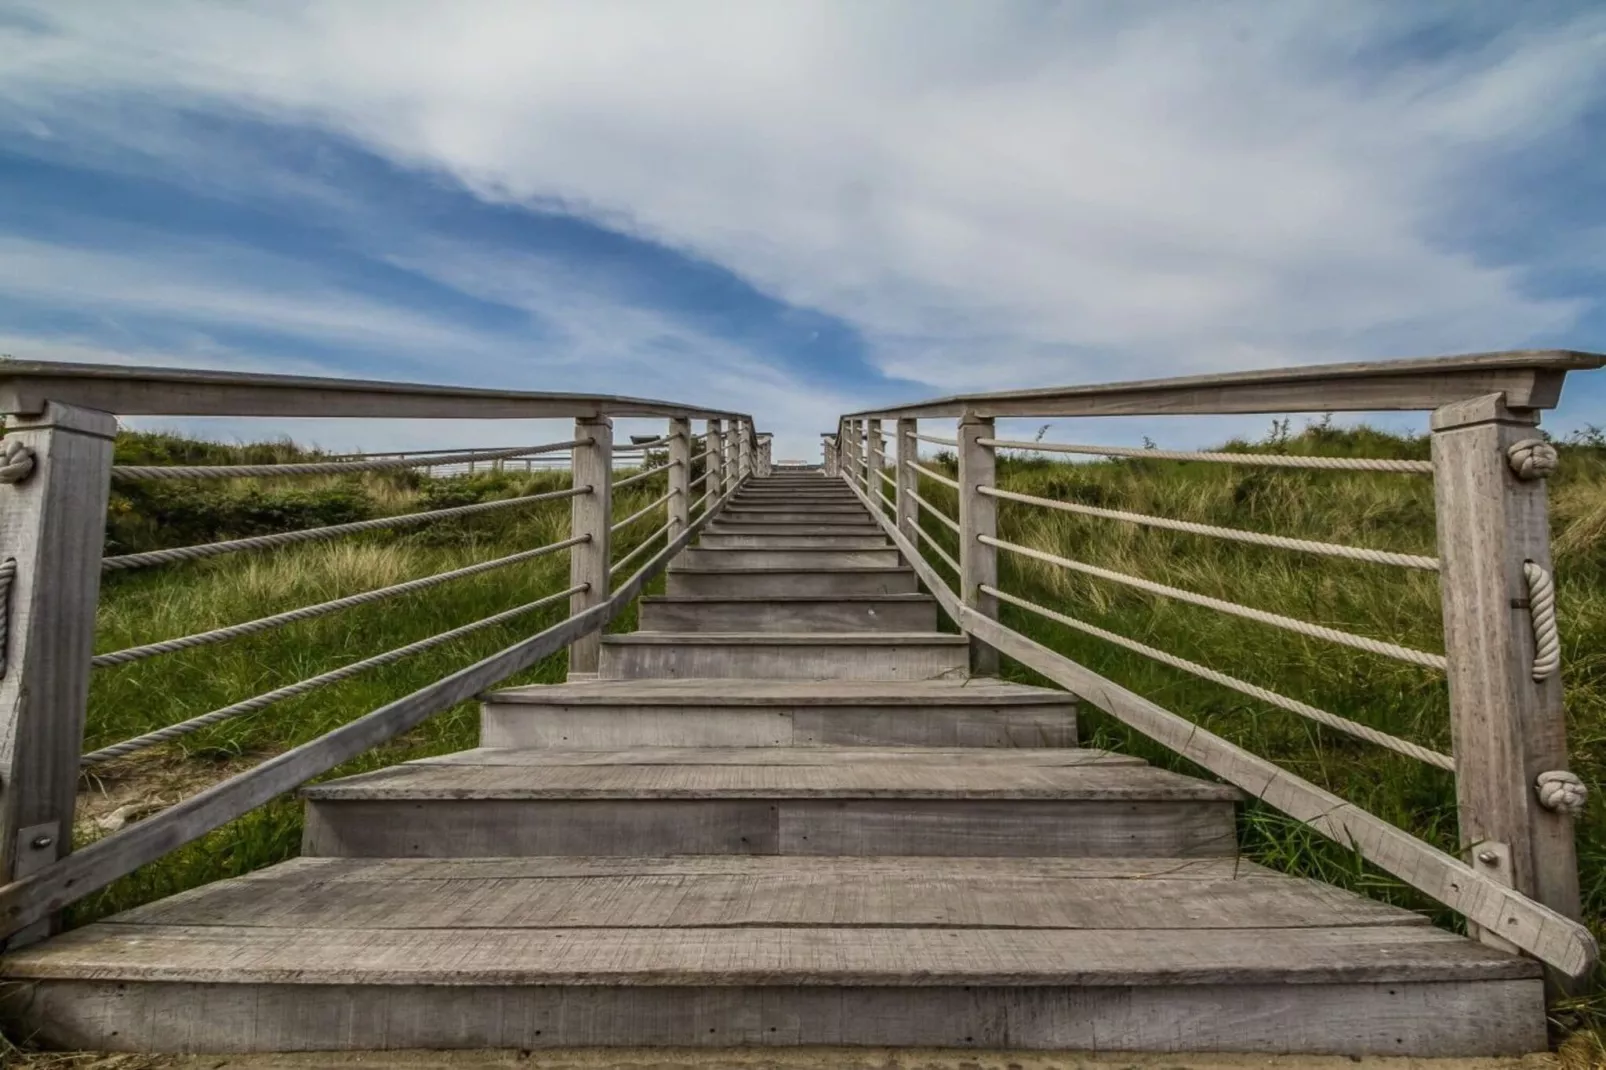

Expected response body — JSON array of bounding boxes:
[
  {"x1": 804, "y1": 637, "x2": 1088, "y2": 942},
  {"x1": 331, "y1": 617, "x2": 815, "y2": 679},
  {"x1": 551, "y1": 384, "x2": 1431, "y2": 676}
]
[{"x1": 1, "y1": 856, "x2": 1542, "y2": 1054}]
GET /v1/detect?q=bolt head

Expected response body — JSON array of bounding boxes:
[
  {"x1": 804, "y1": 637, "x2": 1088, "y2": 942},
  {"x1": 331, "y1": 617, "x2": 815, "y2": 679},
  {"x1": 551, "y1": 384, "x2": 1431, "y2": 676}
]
[
  {"x1": 29, "y1": 834, "x2": 53, "y2": 850},
  {"x1": 1476, "y1": 850, "x2": 1499, "y2": 865}
]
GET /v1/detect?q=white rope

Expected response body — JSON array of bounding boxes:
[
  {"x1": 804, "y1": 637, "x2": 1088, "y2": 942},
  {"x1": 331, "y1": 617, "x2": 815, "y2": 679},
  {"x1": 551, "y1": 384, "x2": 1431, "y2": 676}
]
[
  {"x1": 915, "y1": 522, "x2": 961, "y2": 576},
  {"x1": 612, "y1": 460, "x2": 678, "y2": 490},
  {"x1": 689, "y1": 472, "x2": 709, "y2": 490},
  {"x1": 878, "y1": 468, "x2": 897, "y2": 488},
  {"x1": 980, "y1": 485, "x2": 1439, "y2": 571},
  {"x1": 81, "y1": 583, "x2": 587, "y2": 765},
  {"x1": 1535, "y1": 770, "x2": 1587, "y2": 815},
  {"x1": 983, "y1": 584, "x2": 1454, "y2": 770},
  {"x1": 1507, "y1": 439, "x2": 1558, "y2": 481},
  {"x1": 92, "y1": 536, "x2": 588, "y2": 668},
  {"x1": 611, "y1": 490, "x2": 673, "y2": 534},
  {"x1": 909, "y1": 488, "x2": 960, "y2": 534},
  {"x1": 979, "y1": 438, "x2": 1434, "y2": 474},
  {"x1": 876, "y1": 489, "x2": 896, "y2": 512},
  {"x1": 691, "y1": 491, "x2": 711, "y2": 513},
  {"x1": 101, "y1": 486, "x2": 589, "y2": 572},
  {"x1": 0, "y1": 438, "x2": 35, "y2": 484},
  {"x1": 0, "y1": 558, "x2": 13, "y2": 677},
  {"x1": 911, "y1": 432, "x2": 958, "y2": 447},
  {"x1": 111, "y1": 440, "x2": 586, "y2": 481},
  {"x1": 909, "y1": 461, "x2": 959, "y2": 490},
  {"x1": 610, "y1": 522, "x2": 671, "y2": 577},
  {"x1": 689, "y1": 449, "x2": 712, "y2": 463},
  {"x1": 1523, "y1": 561, "x2": 1561, "y2": 681},
  {"x1": 982, "y1": 535, "x2": 1448, "y2": 671}
]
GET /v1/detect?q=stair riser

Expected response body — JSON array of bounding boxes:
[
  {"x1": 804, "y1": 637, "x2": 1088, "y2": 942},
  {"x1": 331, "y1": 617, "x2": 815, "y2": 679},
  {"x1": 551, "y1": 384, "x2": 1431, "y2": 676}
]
[
  {"x1": 599, "y1": 641, "x2": 966, "y2": 680},
  {"x1": 303, "y1": 799, "x2": 1238, "y2": 859},
  {"x1": 481, "y1": 703, "x2": 1078, "y2": 748},
  {"x1": 719, "y1": 513, "x2": 874, "y2": 526},
  {"x1": 639, "y1": 599, "x2": 937, "y2": 633},
  {"x1": 675, "y1": 548, "x2": 902, "y2": 570},
  {"x1": 667, "y1": 571, "x2": 918, "y2": 597},
  {"x1": 705, "y1": 522, "x2": 885, "y2": 536},
  {"x1": 10, "y1": 979, "x2": 1543, "y2": 1054},
  {"x1": 698, "y1": 533, "x2": 889, "y2": 549}
]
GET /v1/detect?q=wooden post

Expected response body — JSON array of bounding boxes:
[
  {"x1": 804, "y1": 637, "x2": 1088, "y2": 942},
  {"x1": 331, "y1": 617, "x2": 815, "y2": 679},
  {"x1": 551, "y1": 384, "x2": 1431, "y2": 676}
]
[
  {"x1": 568, "y1": 416, "x2": 612, "y2": 679},
  {"x1": 738, "y1": 419, "x2": 752, "y2": 483},
  {"x1": 706, "y1": 419, "x2": 725, "y2": 499},
  {"x1": 958, "y1": 413, "x2": 998, "y2": 675},
  {"x1": 896, "y1": 417, "x2": 919, "y2": 543},
  {"x1": 1432, "y1": 394, "x2": 1582, "y2": 954},
  {"x1": 823, "y1": 436, "x2": 838, "y2": 477},
  {"x1": 866, "y1": 418, "x2": 885, "y2": 510},
  {"x1": 667, "y1": 417, "x2": 690, "y2": 540},
  {"x1": 0, "y1": 402, "x2": 117, "y2": 946}
]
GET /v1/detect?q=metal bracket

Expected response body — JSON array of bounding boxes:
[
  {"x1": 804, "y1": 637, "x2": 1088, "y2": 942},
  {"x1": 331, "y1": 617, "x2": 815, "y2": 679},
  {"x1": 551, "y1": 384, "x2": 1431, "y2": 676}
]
[
  {"x1": 1469, "y1": 840, "x2": 1521, "y2": 955},
  {"x1": 5, "y1": 821, "x2": 60, "y2": 949}
]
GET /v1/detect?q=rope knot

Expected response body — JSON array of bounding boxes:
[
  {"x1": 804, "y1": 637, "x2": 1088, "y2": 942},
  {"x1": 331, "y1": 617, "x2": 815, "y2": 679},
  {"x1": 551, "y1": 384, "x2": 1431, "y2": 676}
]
[
  {"x1": 1507, "y1": 438, "x2": 1558, "y2": 480},
  {"x1": 1536, "y1": 770, "x2": 1588, "y2": 816},
  {"x1": 0, "y1": 439, "x2": 35, "y2": 485}
]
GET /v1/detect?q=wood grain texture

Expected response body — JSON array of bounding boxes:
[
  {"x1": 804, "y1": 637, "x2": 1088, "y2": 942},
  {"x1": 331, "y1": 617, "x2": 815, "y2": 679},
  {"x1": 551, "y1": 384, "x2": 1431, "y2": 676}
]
[
  {"x1": 697, "y1": 532, "x2": 891, "y2": 548},
  {"x1": 666, "y1": 568, "x2": 920, "y2": 597},
  {"x1": 411, "y1": 746, "x2": 1134, "y2": 767},
  {"x1": 487, "y1": 678, "x2": 1078, "y2": 706},
  {"x1": 958, "y1": 414, "x2": 998, "y2": 675},
  {"x1": 638, "y1": 594, "x2": 937, "y2": 633},
  {"x1": 673, "y1": 547, "x2": 902, "y2": 570},
  {"x1": 598, "y1": 633, "x2": 970, "y2": 681},
  {"x1": 567, "y1": 416, "x2": 611, "y2": 676},
  {"x1": 667, "y1": 417, "x2": 690, "y2": 539},
  {"x1": 0, "y1": 402, "x2": 116, "y2": 946}
]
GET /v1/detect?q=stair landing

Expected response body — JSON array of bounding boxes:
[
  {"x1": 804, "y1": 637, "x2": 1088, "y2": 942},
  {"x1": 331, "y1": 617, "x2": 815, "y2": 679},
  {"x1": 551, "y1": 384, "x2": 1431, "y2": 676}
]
[{"x1": 0, "y1": 471, "x2": 1544, "y2": 1056}]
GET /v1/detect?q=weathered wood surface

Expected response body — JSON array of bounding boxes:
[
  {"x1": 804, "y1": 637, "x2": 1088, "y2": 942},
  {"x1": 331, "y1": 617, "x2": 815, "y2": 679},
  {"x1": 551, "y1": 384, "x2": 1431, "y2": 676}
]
[
  {"x1": 698, "y1": 532, "x2": 890, "y2": 548},
  {"x1": 488, "y1": 678, "x2": 1079, "y2": 706},
  {"x1": 4, "y1": 977, "x2": 1545, "y2": 1054},
  {"x1": 638, "y1": 593, "x2": 937, "y2": 632},
  {"x1": 667, "y1": 416, "x2": 690, "y2": 538},
  {"x1": 411, "y1": 746, "x2": 1136, "y2": 766},
  {"x1": 567, "y1": 416, "x2": 612, "y2": 676},
  {"x1": 843, "y1": 349, "x2": 1604, "y2": 420},
  {"x1": 0, "y1": 403, "x2": 116, "y2": 946},
  {"x1": 1432, "y1": 394, "x2": 1581, "y2": 945},
  {"x1": 666, "y1": 567, "x2": 919, "y2": 597},
  {"x1": 598, "y1": 632, "x2": 970, "y2": 681},
  {"x1": 673, "y1": 547, "x2": 902, "y2": 570},
  {"x1": 958, "y1": 414, "x2": 998, "y2": 675}
]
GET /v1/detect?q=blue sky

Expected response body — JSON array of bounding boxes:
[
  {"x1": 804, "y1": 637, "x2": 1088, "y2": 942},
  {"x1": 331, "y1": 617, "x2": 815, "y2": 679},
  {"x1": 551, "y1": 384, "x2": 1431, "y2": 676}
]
[{"x1": 1, "y1": 1, "x2": 1604, "y2": 457}]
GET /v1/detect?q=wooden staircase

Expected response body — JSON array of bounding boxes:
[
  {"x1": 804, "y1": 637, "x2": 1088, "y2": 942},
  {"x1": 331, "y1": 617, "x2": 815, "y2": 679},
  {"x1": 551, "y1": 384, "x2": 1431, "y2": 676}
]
[{"x1": 2, "y1": 471, "x2": 1544, "y2": 1055}]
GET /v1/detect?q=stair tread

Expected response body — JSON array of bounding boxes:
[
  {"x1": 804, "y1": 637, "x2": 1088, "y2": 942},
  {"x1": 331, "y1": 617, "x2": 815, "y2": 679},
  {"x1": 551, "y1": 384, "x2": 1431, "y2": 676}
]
[
  {"x1": 640, "y1": 594, "x2": 930, "y2": 604},
  {"x1": 667, "y1": 565, "x2": 914, "y2": 574},
  {"x1": 301, "y1": 753, "x2": 1241, "y2": 800},
  {"x1": 602, "y1": 632, "x2": 967, "y2": 646},
  {"x1": 488, "y1": 677, "x2": 1074, "y2": 706},
  {"x1": 410, "y1": 746, "x2": 1141, "y2": 766}
]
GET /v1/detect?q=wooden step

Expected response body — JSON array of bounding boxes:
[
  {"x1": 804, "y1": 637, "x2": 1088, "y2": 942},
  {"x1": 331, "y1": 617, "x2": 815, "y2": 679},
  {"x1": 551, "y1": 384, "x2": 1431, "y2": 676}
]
[
  {"x1": 2, "y1": 855, "x2": 1537, "y2": 1054},
  {"x1": 599, "y1": 632, "x2": 969, "y2": 680},
  {"x1": 481, "y1": 678, "x2": 1081, "y2": 748},
  {"x1": 698, "y1": 531, "x2": 890, "y2": 549},
  {"x1": 705, "y1": 521, "x2": 885, "y2": 537},
  {"x1": 674, "y1": 547, "x2": 903, "y2": 570},
  {"x1": 668, "y1": 566, "x2": 918, "y2": 597},
  {"x1": 299, "y1": 747, "x2": 1241, "y2": 859},
  {"x1": 639, "y1": 594, "x2": 938, "y2": 633}
]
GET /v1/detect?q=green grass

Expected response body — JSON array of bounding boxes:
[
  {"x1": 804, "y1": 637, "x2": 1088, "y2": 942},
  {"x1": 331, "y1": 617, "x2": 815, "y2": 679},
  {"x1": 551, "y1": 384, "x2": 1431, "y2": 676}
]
[{"x1": 896, "y1": 421, "x2": 1606, "y2": 1032}]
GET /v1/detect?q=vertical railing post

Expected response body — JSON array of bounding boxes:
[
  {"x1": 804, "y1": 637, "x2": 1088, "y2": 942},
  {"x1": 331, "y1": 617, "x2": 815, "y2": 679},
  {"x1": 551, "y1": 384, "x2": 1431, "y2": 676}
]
[
  {"x1": 706, "y1": 419, "x2": 725, "y2": 499},
  {"x1": 838, "y1": 422, "x2": 854, "y2": 482},
  {"x1": 896, "y1": 417, "x2": 919, "y2": 543},
  {"x1": 823, "y1": 435, "x2": 838, "y2": 477},
  {"x1": 0, "y1": 402, "x2": 117, "y2": 945},
  {"x1": 958, "y1": 413, "x2": 998, "y2": 675},
  {"x1": 738, "y1": 419, "x2": 753, "y2": 483},
  {"x1": 568, "y1": 415, "x2": 612, "y2": 679},
  {"x1": 1432, "y1": 394, "x2": 1582, "y2": 956},
  {"x1": 667, "y1": 417, "x2": 690, "y2": 540},
  {"x1": 866, "y1": 418, "x2": 885, "y2": 511}
]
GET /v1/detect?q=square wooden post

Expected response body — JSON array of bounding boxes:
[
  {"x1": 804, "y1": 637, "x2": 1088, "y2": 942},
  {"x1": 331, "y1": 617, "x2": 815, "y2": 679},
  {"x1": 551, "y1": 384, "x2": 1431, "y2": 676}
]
[
  {"x1": 738, "y1": 419, "x2": 753, "y2": 483},
  {"x1": 1432, "y1": 394, "x2": 1582, "y2": 953},
  {"x1": 0, "y1": 402, "x2": 117, "y2": 946},
  {"x1": 568, "y1": 416, "x2": 612, "y2": 678},
  {"x1": 823, "y1": 435, "x2": 838, "y2": 477},
  {"x1": 705, "y1": 419, "x2": 725, "y2": 500},
  {"x1": 896, "y1": 418, "x2": 919, "y2": 543},
  {"x1": 667, "y1": 417, "x2": 690, "y2": 539},
  {"x1": 866, "y1": 418, "x2": 885, "y2": 511},
  {"x1": 958, "y1": 413, "x2": 998, "y2": 676}
]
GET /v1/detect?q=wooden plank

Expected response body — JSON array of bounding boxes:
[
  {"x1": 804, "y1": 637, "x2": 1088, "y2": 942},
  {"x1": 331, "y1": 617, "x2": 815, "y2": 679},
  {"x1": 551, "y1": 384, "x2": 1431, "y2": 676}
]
[
  {"x1": 1431, "y1": 394, "x2": 1582, "y2": 949},
  {"x1": 488, "y1": 677, "x2": 1073, "y2": 706},
  {"x1": 0, "y1": 403, "x2": 116, "y2": 947},
  {"x1": 704, "y1": 418, "x2": 725, "y2": 500},
  {"x1": 566, "y1": 416, "x2": 612, "y2": 676},
  {"x1": 3, "y1": 977, "x2": 1546, "y2": 1055},
  {"x1": 0, "y1": 359, "x2": 752, "y2": 421},
  {"x1": 958, "y1": 413, "x2": 998, "y2": 674},
  {"x1": 300, "y1": 760, "x2": 1234, "y2": 799},
  {"x1": 409, "y1": 746, "x2": 1138, "y2": 767},
  {"x1": 4, "y1": 923, "x2": 1535, "y2": 986},
  {"x1": 841, "y1": 349, "x2": 1604, "y2": 420},
  {"x1": 666, "y1": 416, "x2": 690, "y2": 539}
]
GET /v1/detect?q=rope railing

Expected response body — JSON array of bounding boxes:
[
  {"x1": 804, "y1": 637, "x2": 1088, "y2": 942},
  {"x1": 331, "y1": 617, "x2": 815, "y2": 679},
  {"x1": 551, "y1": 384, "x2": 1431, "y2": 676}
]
[
  {"x1": 101, "y1": 486, "x2": 589, "y2": 572},
  {"x1": 982, "y1": 584, "x2": 1455, "y2": 770},
  {"x1": 689, "y1": 472, "x2": 709, "y2": 490},
  {"x1": 111, "y1": 440, "x2": 587, "y2": 481},
  {"x1": 980, "y1": 485, "x2": 1439, "y2": 571},
  {"x1": 610, "y1": 490, "x2": 673, "y2": 534},
  {"x1": 691, "y1": 491, "x2": 711, "y2": 514},
  {"x1": 876, "y1": 489, "x2": 896, "y2": 512},
  {"x1": 877, "y1": 469, "x2": 897, "y2": 489},
  {"x1": 980, "y1": 534, "x2": 1447, "y2": 671},
  {"x1": 979, "y1": 438, "x2": 1435, "y2": 474},
  {"x1": 915, "y1": 522, "x2": 961, "y2": 576},
  {"x1": 92, "y1": 535, "x2": 589, "y2": 669},
  {"x1": 908, "y1": 461, "x2": 959, "y2": 490},
  {"x1": 612, "y1": 460, "x2": 677, "y2": 490},
  {"x1": 609, "y1": 521, "x2": 672, "y2": 577},
  {"x1": 909, "y1": 432, "x2": 958, "y2": 447},
  {"x1": 909, "y1": 488, "x2": 960, "y2": 534},
  {"x1": 81, "y1": 583, "x2": 588, "y2": 765},
  {"x1": 689, "y1": 449, "x2": 712, "y2": 464}
]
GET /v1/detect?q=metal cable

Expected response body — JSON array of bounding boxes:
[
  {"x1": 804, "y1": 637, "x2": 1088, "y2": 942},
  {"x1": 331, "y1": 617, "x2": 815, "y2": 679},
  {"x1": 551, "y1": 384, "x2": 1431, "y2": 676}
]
[
  {"x1": 102, "y1": 486, "x2": 589, "y2": 572},
  {"x1": 981, "y1": 535, "x2": 1447, "y2": 671},
  {"x1": 611, "y1": 490, "x2": 673, "y2": 534},
  {"x1": 93, "y1": 536, "x2": 588, "y2": 668},
  {"x1": 983, "y1": 585, "x2": 1455, "y2": 770},
  {"x1": 81, "y1": 584, "x2": 587, "y2": 765},
  {"x1": 909, "y1": 461, "x2": 960, "y2": 490},
  {"x1": 980, "y1": 485, "x2": 1438, "y2": 571},
  {"x1": 112, "y1": 439, "x2": 587, "y2": 481},
  {"x1": 980, "y1": 438, "x2": 1433, "y2": 474}
]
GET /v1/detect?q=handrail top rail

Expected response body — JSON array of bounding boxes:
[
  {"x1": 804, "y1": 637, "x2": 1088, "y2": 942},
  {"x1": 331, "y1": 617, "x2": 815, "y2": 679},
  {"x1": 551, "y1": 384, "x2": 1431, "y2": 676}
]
[
  {"x1": 843, "y1": 349, "x2": 1606, "y2": 421},
  {"x1": 0, "y1": 359, "x2": 756, "y2": 423}
]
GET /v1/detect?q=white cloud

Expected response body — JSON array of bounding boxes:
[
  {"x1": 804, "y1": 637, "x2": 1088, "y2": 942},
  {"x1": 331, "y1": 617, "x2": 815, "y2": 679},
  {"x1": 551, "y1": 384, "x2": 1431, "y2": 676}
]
[{"x1": 1, "y1": 0, "x2": 1601, "y2": 441}]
